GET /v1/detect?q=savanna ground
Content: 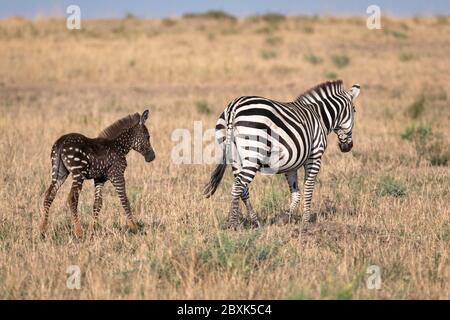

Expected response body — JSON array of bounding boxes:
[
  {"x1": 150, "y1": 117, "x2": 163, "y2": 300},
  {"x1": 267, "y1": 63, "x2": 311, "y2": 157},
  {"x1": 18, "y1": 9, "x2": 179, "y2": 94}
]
[{"x1": 0, "y1": 13, "x2": 449, "y2": 299}]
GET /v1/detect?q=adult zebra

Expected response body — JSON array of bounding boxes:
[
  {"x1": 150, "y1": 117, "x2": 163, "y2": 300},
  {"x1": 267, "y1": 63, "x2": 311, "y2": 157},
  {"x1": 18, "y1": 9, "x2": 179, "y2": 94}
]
[{"x1": 204, "y1": 80, "x2": 360, "y2": 228}]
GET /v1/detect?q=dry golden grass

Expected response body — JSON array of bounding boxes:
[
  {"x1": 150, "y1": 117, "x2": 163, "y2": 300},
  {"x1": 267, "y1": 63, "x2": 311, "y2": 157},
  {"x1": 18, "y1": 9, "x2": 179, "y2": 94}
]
[{"x1": 0, "y1": 15, "x2": 449, "y2": 299}]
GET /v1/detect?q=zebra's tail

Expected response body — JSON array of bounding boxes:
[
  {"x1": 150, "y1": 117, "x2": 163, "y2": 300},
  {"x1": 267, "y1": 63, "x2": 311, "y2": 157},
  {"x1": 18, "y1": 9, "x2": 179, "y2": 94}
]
[
  {"x1": 204, "y1": 105, "x2": 236, "y2": 198},
  {"x1": 203, "y1": 150, "x2": 227, "y2": 198}
]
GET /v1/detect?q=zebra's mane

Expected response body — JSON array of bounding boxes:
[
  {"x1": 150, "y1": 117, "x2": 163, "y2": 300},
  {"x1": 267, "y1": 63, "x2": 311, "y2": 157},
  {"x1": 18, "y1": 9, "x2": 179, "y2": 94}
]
[
  {"x1": 98, "y1": 113, "x2": 140, "y2": 140},
  {"x1": 295, "y1": 80, "x2": 344, "y2": 102}
]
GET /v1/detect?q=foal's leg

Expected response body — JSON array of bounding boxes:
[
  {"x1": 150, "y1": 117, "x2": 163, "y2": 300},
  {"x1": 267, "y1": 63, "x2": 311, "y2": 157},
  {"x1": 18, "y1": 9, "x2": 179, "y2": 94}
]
[
  {"x1": 111, "y1": 175, "x2": 138, "y2": 233},
  {"x1": 89, "y1": 179, "x2": 104, "y2": 236},
  {"x1": 41, "y1": 152, "x2": 69, "y2": 237},
  {"x1": 41, "y1": 174, "x2": 68, "y2": 237},
  {"x1": 67, "y1": 172, "x2": 84, "y2": 239}
]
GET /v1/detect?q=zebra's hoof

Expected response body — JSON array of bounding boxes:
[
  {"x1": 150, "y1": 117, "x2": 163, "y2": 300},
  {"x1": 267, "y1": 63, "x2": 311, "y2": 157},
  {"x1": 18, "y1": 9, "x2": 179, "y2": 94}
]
[
  {"x1": 302, "y1": 212, "x2": 317, "y2": 223},
  {"x1": 277, "y1": 213, "x2": 298, "y2": 225}
]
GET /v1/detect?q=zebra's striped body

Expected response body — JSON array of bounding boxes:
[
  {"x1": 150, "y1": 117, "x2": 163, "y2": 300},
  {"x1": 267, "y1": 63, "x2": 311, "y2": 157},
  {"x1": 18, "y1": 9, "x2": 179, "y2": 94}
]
[
  {"x1": 41, "y1": 110, "x2": 155, "y2": 239},
  {"x1": 204, "y1": 80, "x2": 360, "y2": 227}
]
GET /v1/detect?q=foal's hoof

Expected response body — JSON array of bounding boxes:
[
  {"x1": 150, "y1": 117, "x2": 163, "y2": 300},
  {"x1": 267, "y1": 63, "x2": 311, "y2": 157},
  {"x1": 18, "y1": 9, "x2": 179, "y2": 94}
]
[
  {"x1": 39, "y1": 224, "x2": 48, "y2": 239},
  {"x1": 227, "y1": 220, "x2": 241, "y2": 230},
  {"x1": 250, "y1": 219, "x2": 261, "y2": 228},
  {"x1": 74, "y1": 226, "x2": 84, "y2": 240},
  {"x1": 127, "y1": 220, "x2": 138, "y2": 234},
  {"x1": 244, "y1": 218, "x2": 261, "y2": 228}
]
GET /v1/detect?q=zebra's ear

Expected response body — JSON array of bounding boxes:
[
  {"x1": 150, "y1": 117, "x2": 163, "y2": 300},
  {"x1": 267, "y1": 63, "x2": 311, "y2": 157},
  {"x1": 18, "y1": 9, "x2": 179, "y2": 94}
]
[
  {"x1": 140, "y1": 109, "x2": 149, "y2": 125},
  {"x1": 349, "y1": 84, "x2": 360, "y2": 100}
]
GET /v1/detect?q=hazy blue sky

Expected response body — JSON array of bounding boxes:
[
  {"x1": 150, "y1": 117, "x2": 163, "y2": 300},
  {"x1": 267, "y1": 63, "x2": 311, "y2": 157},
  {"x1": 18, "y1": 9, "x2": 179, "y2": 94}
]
[{"x1": 1, "y1": 0, "x2": 449, "y2": 19}]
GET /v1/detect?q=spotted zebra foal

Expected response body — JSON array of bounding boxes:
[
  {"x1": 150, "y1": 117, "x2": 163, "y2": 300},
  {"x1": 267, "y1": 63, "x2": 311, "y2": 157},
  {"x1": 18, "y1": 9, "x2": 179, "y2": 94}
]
[
  {"x1": 204, "y1": 80, "x2": 360, "y2": 228},
  {"x1": 41, "y1": 110, "x2": 155, "y2": 239}
]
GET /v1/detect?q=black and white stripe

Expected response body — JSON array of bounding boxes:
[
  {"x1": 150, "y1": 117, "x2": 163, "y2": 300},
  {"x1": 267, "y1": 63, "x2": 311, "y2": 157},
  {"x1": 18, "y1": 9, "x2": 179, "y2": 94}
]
[{"x1": 204, "y1": 80, "x2": 360, "y2": 227}]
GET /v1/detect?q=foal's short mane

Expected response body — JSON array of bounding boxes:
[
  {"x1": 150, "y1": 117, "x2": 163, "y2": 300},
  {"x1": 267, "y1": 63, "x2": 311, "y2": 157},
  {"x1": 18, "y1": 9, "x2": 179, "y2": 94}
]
[
  {"x1": 295, "y1": 80, "x2": 344, "y2": 102},
  {"x1": 98, "y1": 113, "x2": 140, "y2": 140}
]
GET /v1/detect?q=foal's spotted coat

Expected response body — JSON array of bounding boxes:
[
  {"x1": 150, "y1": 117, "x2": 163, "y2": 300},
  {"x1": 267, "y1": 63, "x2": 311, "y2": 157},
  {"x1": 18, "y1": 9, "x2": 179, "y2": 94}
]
[{"x1": 41, "y1": 110, "x2": 155, "y2": 239}]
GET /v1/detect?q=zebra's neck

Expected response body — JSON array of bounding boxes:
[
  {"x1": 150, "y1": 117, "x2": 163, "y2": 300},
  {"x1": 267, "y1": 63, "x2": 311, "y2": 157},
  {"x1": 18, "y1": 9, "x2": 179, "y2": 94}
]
[
  {"x1": 296, "y1": 82, "x2": 347, "y2": 134},
  {"x1": 111, "y1": 127, "x2": 134, "y2": 155}
]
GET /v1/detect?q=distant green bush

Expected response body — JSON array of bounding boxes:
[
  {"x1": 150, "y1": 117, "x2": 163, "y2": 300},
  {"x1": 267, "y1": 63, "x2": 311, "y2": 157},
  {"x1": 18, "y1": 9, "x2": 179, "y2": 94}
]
[
  {"x1": 331, "y1": 54, "x2": 350, "y2": 68},
  {"x1": 399, "y1": 51, "x2": 415, "y2": 62},
  {"x1": 183, "y1": 10, "x2": 236, "y2": 21},
  {"x1": 401, "y1": 124, "x2": 449, "y2": 167},
  {"x1": 405, "y1": 95, "x2": 425, "y2": 119},
  {"x1": 304, "y1": 54, "x2": 323, "y2": 65},
  {"x1": 260, "y1": 49, "x2": 277, "y2": 60},
  {"x1": 302, "y1": 26, "x2": 314, "y2": 34},
  {"x1": 161, "y1": 18, "x2": 177, "y2": 27},
  {"x1": 384, "y1": 29, "x2": 408, "y2": 39},
  {"x1": 195, "y1": 100, "x2": 211, "y2": 115},
  {"x1": 252, "y1": 13, "x2": 286, "y2": 25},
  {"x1": 265, "y1": 35, "x2": 283, "y2": 46}
]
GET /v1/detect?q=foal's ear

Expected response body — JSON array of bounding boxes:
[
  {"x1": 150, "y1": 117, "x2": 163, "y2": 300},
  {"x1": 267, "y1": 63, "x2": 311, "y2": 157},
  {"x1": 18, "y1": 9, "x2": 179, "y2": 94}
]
[
  {"x1": 349, "y1": 84, "x2": 360, "y2": 100},
  {"x1": 140, "y1": 109, "x2": 149, "y2": 125}
]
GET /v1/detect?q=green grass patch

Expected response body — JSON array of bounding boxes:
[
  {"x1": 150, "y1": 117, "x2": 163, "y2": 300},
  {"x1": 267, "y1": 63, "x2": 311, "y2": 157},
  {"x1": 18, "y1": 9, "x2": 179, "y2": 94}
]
[
  {"x1": 195, "y1": 100, "x2": 211, "y2": 115},
  {"x1": 260, "y1": 49, "x2": 277, "y2": 60},
  {"x1": 331, "y1": 54, "x2": 350, "y2": 68},
  {"x1": 324, "y1": 71, "x2": 338, "y2": 79},
  {"x1": 376, "y1": 176, "x2": 407, "y2": 197},
  {"x1": 265, "y1": 35, "x2": 283, "y2": 46}
]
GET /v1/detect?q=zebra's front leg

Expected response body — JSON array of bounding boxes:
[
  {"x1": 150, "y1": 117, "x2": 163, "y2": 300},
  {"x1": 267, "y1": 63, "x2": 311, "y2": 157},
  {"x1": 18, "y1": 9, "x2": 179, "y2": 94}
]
[
  {"x1": 67, "y1": 175, "x2": 84, "y2": 239},
  {"x1": 89, "y1": 179, "x2": 104, "y2": 237},
  {"x1": 111, "y1": 175, "x2": 138, "y2": 233},
  {"x1": 285, "y1": 170, "x2": 300, "y2": 223},
  {"x1": 241, "y1": 187, "x2": 260, "y2": 228},
  {"x1": 229, "y1": 168, "x2": 257, "y2": 229},
  {"x1": 302, "y1": 158, "x2": 322, "y2": 223}
]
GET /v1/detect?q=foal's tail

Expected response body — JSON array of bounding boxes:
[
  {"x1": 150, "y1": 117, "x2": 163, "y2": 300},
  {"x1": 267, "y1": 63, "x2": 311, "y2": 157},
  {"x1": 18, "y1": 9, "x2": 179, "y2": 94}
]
[{"x1": 50, "y1": 135, "x2": 69, "y2": 182}]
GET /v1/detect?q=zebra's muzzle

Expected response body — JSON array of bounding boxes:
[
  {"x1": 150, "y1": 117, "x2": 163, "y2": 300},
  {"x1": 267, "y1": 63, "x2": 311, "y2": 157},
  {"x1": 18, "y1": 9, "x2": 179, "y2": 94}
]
[
  {"x1": 339, "y1": 140, "x2": 353, "y2": 153},
  {"x1": 145, "y1": 150, "x2": 156, "y2": 162}
]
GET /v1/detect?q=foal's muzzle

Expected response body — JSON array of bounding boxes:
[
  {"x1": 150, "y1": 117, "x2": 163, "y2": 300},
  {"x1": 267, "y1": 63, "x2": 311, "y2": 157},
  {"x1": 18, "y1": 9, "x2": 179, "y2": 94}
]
[
  {"x1": 145, "y1": 150, "x2": 156, "y2": 162},
  {"x1": 339, "y1": 140, "x2": 353, "y2": 153}
]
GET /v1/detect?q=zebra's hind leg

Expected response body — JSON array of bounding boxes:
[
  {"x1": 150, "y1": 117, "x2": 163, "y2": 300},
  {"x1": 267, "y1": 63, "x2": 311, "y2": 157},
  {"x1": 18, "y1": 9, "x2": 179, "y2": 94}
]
[
  {"x1": 302, "y1": 158, "x2": 322, "y2": 223},
  {"x1": 284, "y1": 170, "x2": 300, "y2": 223},
  {"x1": 67, "y1": 172, "x2": 84, "y2": 239},
  {"x1": 228, "y1": 165, "x2": 258, "y2": 229},
  {"x1": 241, "y1": 187, "x2": 260, "y2": 228}
]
